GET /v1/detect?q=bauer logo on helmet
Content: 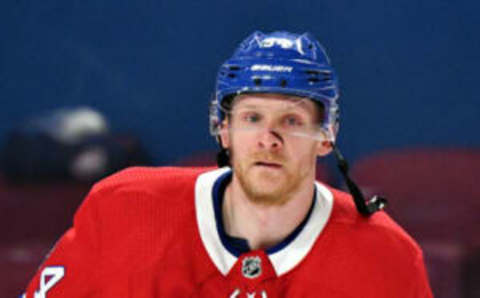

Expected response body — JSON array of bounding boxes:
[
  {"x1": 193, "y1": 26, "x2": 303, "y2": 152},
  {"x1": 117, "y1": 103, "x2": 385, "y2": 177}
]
[{"x1": 250, "y1": 64, "x2": 293, "y2": 72}]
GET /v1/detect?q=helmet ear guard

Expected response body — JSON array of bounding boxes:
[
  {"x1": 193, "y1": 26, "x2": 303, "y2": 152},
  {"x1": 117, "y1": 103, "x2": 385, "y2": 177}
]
[{"x1": 211, "y1": 31, "x2": 386, "y2": 216}]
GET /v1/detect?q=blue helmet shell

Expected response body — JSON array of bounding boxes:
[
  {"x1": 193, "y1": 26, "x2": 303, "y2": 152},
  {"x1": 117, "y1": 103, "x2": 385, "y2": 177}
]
[{"x1": 213, "y1": 31, "x2": 340, "y2": 141}]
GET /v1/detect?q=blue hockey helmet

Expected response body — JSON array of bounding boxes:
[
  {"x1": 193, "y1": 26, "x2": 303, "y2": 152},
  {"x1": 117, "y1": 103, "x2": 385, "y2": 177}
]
[{"x1": 210, "y1": 31, "x2": 340, "y2": 142}]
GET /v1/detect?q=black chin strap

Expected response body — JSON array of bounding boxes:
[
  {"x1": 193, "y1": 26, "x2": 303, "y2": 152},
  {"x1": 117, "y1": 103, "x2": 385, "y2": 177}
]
[
  {"x1": 332, "y1": 143, "x2": 387, "y2": 216},
  {"x1": 216, "y1": 148, "x2": 230, "y2": 167}
]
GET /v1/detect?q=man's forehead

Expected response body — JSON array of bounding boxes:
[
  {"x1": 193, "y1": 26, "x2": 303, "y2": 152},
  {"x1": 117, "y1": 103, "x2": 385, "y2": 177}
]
[{"x1": 232, "y1": 93, "x2": 315, "y2": 110}]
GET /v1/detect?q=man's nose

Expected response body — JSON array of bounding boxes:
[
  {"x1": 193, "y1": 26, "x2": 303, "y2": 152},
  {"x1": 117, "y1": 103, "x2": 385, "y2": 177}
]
[{"x1": 257, "y1": 127, "x2": 283, "y2": 150}]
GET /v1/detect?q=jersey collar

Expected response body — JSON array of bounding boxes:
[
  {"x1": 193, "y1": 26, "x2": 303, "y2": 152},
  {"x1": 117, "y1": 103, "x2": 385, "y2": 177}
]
[{"x1": 195, "y1": 167, "x2": 333, "y2": 276}]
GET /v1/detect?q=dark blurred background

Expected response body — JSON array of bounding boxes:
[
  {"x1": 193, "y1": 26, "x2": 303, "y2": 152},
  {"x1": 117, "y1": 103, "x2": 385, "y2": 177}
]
[{"x1": 1, "y1": 0, "x2": 479, "y2": 297}]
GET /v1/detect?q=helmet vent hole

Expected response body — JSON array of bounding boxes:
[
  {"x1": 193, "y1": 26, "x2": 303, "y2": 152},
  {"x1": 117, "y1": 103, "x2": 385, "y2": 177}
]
[
  {"x1": 253, "y1": 78, "x2": 262, "y2": 86},
  {"x1": 228, "y1": 73, "x2": 237, "y2": 78},
  {"x1": 308, "y1": 77, "x2": 320, "y2": 83},
  {"x1": 229, "y1": 65, "x2": 241, "y2": 71},
  {"x1": 280, "y1": 79, "x2": 287, "y2": 87},
  {"x1": 305, "y1": 70, "x2": 321, "y2": 75}
]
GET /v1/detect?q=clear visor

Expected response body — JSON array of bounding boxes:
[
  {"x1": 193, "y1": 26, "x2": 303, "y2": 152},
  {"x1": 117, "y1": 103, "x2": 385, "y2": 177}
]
[{"x1": 210, "y1": 96, "x2": 336, "y2": 142}]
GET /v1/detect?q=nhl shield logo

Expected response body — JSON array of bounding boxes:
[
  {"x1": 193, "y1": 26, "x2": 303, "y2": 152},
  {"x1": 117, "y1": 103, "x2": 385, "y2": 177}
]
[{"x1": 242, "y1": 256, "x2": 262, "y2": 279}]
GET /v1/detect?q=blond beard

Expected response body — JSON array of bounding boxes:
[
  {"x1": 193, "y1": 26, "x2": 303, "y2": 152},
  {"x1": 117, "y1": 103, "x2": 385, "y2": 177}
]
[{"x1": 231, "y1": 151, "x2": 311, "y2": 206}]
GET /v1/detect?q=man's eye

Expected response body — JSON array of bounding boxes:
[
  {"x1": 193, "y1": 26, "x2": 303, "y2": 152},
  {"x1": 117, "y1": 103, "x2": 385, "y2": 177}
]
[
  {"x1": 285, "y1": 116, "x2": 303, "y2": 126},
  {"x1": 244, "y1": 113, "x2": 261, "y2": 123}
]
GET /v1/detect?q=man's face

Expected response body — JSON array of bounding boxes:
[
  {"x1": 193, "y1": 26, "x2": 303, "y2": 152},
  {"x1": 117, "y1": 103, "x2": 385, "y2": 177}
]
[{"x1": 220, "y1": 93, "x2": 329, "y2": 205}]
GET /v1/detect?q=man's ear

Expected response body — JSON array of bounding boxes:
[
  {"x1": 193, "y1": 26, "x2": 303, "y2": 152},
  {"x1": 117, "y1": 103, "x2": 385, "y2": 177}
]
[
  {"x1": 219, "y1": 120, "x2": 230, "y2": 149},
  {"x1": 316, "y1": 140, "x2": 333, "y2": 156}
]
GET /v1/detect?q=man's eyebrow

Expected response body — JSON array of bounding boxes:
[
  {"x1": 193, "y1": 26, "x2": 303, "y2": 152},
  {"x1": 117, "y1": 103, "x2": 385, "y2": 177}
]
[
  {"x1": 234, "y1": 103, "x2": 313, "y2": 115},
  {"x1": 280, "y1": 101, "x2": 314, "y2": 114},
  {"x1": 234, "y1": 104, "x2": 259, "y2": 109}
]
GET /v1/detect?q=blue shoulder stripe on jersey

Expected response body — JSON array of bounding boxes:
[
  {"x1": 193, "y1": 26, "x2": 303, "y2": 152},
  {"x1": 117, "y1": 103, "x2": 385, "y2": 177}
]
[{"x1": 212, "y1": 170, "x2": 249, "y2": 257}]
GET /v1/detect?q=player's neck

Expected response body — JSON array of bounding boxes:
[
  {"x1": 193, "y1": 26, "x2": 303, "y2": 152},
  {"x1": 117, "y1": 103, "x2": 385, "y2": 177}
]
[{"x1": 223, "y1": 175, "x2": 315, "y2": 251}]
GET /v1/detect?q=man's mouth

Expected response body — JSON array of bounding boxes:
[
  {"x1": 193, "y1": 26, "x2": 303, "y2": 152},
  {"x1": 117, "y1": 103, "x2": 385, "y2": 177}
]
[{"x1": 254, "y1": 161, "x2": 282, "y2": 168}]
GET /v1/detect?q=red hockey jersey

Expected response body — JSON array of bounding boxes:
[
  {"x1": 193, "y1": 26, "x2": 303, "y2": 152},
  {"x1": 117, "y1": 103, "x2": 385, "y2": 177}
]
[{"x1": 24, "y1": 167, "x2": 432, "y2": 297}]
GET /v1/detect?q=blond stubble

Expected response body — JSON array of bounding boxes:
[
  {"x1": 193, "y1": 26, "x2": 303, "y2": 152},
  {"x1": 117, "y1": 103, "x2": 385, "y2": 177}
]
[{"x1": 231, "y1": 149, "x2": 314, "y2": 206}]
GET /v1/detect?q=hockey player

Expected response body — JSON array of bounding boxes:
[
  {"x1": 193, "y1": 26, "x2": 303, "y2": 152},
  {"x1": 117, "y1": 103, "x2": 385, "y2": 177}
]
[{"x1": 23, "y1": 31, "x2": 433, "y2": 297}]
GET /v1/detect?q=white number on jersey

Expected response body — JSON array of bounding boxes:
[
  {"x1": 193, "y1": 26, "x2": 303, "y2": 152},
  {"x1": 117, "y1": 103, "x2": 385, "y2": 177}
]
[
  {"x1": 230, "y1": 289, "x2": 267, "y2": 297},
  {"x1": 34, "y1": 266, "x2": 65, "y2": 298}
]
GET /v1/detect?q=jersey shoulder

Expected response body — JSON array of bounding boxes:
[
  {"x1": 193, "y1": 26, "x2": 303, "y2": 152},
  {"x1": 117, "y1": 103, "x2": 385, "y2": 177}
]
[
  {"x1": 92, "y1": 166, "x2": 214, "y2": 194},
  {"x1": 300, "y1": 185, "x2": 432, "y2": 297},
  {"x1": 73, "y1": 166, "x2": 217, "y2": 254},
  {"x1": 87, "y1": 166, "x2": 213, "y2": 203},
  {"x1": 76, "y1": 166, "x2": 217, "y2": 226}
]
